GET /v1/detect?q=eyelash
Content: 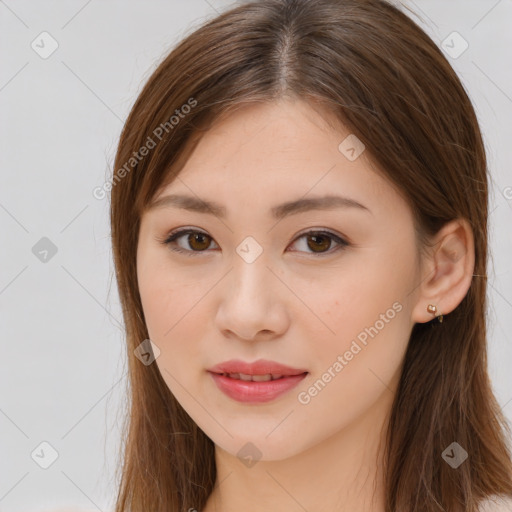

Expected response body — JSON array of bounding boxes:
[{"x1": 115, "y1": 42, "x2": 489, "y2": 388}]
[{"x1": 158, "y1": 228, "x2": 350, "y2": 257}]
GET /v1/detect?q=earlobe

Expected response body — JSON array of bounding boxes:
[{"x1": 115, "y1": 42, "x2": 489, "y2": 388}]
[
  {"x1": 411, "y1": 218, "x2": 475, "y2": 324},
  {"x1": 426, "y1": 303, "x2": 443, "y2": 323}
]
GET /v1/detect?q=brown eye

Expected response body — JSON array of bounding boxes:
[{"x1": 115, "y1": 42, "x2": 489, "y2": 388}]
[
  {"x1": 289, "y1": 230, "x2": 349, "y2": 256},
  {"x1": 161, "y1": 228, "x2": 348, "y2": 257},
  {"x1": 162, "y1": 229, "x2": 218, "y2": 256},
  {"x1": 186, "y1": 232, "x2": 212, "y2": 251},
  {"x1": 305, "y1": 233, "x2": 332, "y2": 253}
]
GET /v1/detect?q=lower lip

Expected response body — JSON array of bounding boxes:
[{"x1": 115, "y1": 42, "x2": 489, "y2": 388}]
[{"x1": 208, "y1": 372, "x2": 308, "y2": 403}]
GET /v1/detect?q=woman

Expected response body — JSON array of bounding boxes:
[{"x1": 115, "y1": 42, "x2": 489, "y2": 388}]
[{"x1": 109, "y1": 0, "x2": 512, "y2": 510}]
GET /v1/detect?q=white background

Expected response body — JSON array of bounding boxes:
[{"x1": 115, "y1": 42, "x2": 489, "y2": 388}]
[{"x1": 1, "y1": 1, "x2": 511, "y2": 511}]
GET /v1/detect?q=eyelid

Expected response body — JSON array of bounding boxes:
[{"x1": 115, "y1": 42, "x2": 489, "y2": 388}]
[{"x1": 158, "y1": 226, "x2": 350, "y2": 256}]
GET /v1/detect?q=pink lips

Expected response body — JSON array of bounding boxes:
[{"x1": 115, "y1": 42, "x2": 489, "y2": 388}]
[{"x1": 207, "y1": 359, "x2": 308, "y2": 403}]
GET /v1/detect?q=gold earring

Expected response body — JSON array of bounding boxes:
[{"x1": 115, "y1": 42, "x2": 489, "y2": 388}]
[{"x1": 427, "y1": 304, "x2": 443, "y2": 323}]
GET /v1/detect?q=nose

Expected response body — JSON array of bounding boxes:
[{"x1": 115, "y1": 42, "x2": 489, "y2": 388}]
[{"x1": 214, "y1": 251, "x2": 290, "y2": 342}]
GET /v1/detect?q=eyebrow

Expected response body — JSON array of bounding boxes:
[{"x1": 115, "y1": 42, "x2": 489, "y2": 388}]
[{"x1": 148, "y1": 193, "x2": 371, "y2": 219}]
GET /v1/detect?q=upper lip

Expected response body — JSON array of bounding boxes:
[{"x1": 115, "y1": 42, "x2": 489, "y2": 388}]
[{"x1": 208, "y1": 359, "x2": 308, "y2": 376}]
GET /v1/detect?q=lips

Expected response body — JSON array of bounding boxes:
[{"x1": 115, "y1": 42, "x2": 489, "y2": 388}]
[
  {"x1": 207, "y1": 359, "x2": 309, "y2": 403},
  {"x1": 207, "y1": 359, "x2": 308, "y2": 379}
]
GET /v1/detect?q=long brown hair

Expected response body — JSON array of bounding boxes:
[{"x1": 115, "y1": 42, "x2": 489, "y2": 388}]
[{"x1": 109, "y1": 1, "x2": 512, "y2": 510}]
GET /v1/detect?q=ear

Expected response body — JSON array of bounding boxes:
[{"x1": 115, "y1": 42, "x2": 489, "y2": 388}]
[{"x1": 411, "y1": 218, "x2": 475, "y2": 324}]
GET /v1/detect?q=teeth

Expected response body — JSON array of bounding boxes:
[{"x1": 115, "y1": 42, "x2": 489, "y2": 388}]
[
  {"x1": 224, "y1": 373, "x2": 284, "y2": 381},
  {"x1": 251, "y1": 374, "x2": 273, "y2": 382}
]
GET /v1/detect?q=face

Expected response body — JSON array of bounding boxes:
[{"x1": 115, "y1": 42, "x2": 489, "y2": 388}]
[{"x1": 136, "y1": 98, "x2": 421, "y2": 461}]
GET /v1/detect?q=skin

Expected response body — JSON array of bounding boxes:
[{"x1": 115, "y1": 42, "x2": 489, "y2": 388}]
[{"x1": 136, "y1": 98, "x2": 474, "y2": 512}]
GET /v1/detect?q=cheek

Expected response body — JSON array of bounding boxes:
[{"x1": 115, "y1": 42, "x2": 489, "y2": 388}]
[
  {"x1": 304, "y1": 249, "x2": 415, "y2": 392},
  {"x1": 316, "y1": 257, "x2": 409, "y2": 341},
  {"x1": 137, "y1": 245, "x2": 194, "y2": 338},
  {"x1": 137, "y1": 256, "x2": 212, "y2": 396},
  {"x1": 139, "y1": 275, "x2": 204, "y2": 355},
  {"x1": 293, "y1": 285, "x2": 410, "y2": 445},
  {"x1": 140, "y1": 278, "x2": 205, "y2": 402}
]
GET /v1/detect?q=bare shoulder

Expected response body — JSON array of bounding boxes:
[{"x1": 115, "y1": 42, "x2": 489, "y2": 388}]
[{"x1": 479, "y1": 495, "x2": 512, "y2": 512}]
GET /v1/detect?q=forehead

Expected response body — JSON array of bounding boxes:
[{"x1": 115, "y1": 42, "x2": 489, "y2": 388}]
[
  {"x1": 152, "y1": 99, "x2": 407, "y2": 222},
  {"x1": 185, "y1": 99, "x2": 351, "y2": 170}
]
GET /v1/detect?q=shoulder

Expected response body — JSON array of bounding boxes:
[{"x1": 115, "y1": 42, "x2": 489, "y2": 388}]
[{"x1": 479, "y1": 495, "x2": 512, "y2": 512}]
